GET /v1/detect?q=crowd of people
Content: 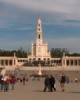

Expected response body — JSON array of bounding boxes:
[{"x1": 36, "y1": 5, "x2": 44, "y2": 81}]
[
  {"x1": 43, "y1": 74, "x2": 67, "y2": 92},
  {"x1": 0, "y1": 72, "x2": 29, "y2": 92},
  {"x1": 0, "y1": 69, "x2": 80, "y2": 93},
  {"x1": 0, "y1": 74, "x2": 16, "y2": 92}
]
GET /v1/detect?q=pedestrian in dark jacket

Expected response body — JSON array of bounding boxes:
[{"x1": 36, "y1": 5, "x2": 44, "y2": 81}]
[
  {"x1": 60, "y1": 75, "x2": 66, "y2": 92},
  {"x1": 50, "y1": 75, "x2": 56, "y2": 92},
  {"x1": 23, "y1": 76, "x2": 26, "y2": 85},
  {"x1": 0, "y1": 75, "x2": 3, "y2": 90},
  {"x1": 44, "y1": 75, "x2": 50, "y2": 92}
]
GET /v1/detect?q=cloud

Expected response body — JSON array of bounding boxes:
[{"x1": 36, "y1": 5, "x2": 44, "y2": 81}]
[
  {"x1": 16, "y1": 26, "x2": 35, "y2": 31},
  {"x1": 1, "y1": 0, "x2": 80, "y2": 18},
  {"x1": 0, "y1": 0, "x2": 80, "y2": 26},
  {"x1": 64, "y1": 19, "x2": 80, "y2": 23},
  {"x1": 0, "y1": 1, "x2": 80, "y2": 24}
]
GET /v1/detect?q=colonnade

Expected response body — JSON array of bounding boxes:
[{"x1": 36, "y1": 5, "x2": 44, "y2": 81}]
[
  {"x1": 62, "y1": 57, "x2": 80, "y2": 66},
  {"x1": 0, "y1": 58, "x2": 16, "y2": 67},
  {"x1": 1, "y1": 56, "x2": 80, "y2": 67}
]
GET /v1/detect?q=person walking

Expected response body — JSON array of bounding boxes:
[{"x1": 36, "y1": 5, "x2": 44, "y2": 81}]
[
  {"x1": 60, "y1": 74, "x2": 66, "y2": 92},
  {"x1": 0, "y1": 75, "x2": 3, "y2": 90},
  {"x1": 43, "y1": 75, "x2": 50, "y2": 92},
  {"x1": 22, "y1": 76, "x2": 26, "y2": 85},
  {"x1": 10, "y1": 75, "x2": 16, "y2": 90},
  {"x1": 50, "y1": 75, "x2": 56, "y2": 92},
  {"x1": 2, "y1": 74, "x2": 9, "y2": 92}
]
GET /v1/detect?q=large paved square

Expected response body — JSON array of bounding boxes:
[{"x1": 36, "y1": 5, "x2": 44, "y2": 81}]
[{"x1": 0, "y1": 78, "x2": 80, "y2": 100}]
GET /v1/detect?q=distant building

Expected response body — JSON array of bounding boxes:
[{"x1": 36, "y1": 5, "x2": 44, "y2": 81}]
[
  {"x1": 62, "y1": 53, "x2": 80, "y2": 67},
  {"x1": 28, "y1": 17, "x2": 51, "y2": 60},
  {"x1": 0, "y1": 18, "x2": 80, "y2": 69}
]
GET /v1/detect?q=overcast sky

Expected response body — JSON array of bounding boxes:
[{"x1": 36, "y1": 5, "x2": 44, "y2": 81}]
[{"x1": 0, "y1": 0, "x2": 80, "y2": 53}]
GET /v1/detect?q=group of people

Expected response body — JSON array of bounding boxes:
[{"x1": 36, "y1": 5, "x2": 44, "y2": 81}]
[
  {"x1": 0, "y1": 69, "x2": 67, "y2": 93},
  {"x1": 0, "y1": 72, "x2": 29, "y2": 92},
  {"x1": 19, "y1": 75, "x2": 29, "y2": 85},
  {"x1": 0, "y1": 74, "x2": 16, "y2": 92},
  {"x1": 44, "y1": 74, "x2": 67, "y2": 92},
  {"x1": 44, "y1": 75, "x2": 56, "y2": 92}
]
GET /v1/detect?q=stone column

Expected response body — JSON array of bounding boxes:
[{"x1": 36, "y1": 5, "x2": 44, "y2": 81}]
[
  {"x1": 3, "y1": 60, "x2": 4, "y2": 66},
  {"x1": 77, "y1": 59, "x2": 78, "y2": 66},
  {"x1": 0, "y1": 60, "x2": 1, "y2": 66},
  {"x1": 0, "y1": 59, "x2": 1, "y2": 67},
  {"x1": 78, "y1": 59, "x2": 80, "y2": 66},
  {"x1": 62, "y1": 59, "x2": 65, "y2": 66},
  {"x1": 12, "y1": 59, "x2": 14, "y2": 66},
  {"x1": 75, "y1": 59, "x2": 77, "y2": 66},
  {"x1": 69, "y1": 59, "x2": 70, "y2": 66},
  {"x1": 31, "y1": 42, "x2": 33, "y2": 56},
  {"x1": 66, "y1": 60, "x2": 68, "y2": 66},
  {"x1": 64, "y1": 59, "x2": 66, "y2": 66},
  {"x1": 8, "y1": 59, "x2": 10, "y2": 66},
  {"x1": 0, "y1": 60, "x2": 1, "y2": 67},
  {"x1": 14, "y1": 60, "x2": 15, "y2": 66},
  {"x1": 7, "y1": 60, "x2": 9, "y2": 66},
  {"x1": 74, "y1": 59, "x2": 77, "y2": 66},
  {"x1": 72, "y1": 60, "x2": 74, "y2": 66}
]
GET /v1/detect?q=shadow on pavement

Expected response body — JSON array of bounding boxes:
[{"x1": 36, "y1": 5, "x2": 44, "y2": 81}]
[{"x1": 65, "y1": 91, "x2": 80, "y2": 94}]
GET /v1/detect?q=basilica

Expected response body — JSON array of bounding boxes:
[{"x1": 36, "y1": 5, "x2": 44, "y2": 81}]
[
  {"x1": 0, "y1": 18, "x2": 80, "y2": 69},
  {"x1": 28, "y1": 17, "x2": 51, "y2": 61}
]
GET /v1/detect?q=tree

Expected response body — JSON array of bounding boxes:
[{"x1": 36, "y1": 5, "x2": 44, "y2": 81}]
[
  {"x1": 0, "y1": 48, "x2": 28, "y2": 58},
  {"x1": 50, "y1": 48, "x2": 69, "y2": 58}
]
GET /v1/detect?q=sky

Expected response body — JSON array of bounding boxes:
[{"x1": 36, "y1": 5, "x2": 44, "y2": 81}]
[{"x1": 0, "y1": 0, "x2": 80, "y2": 53}]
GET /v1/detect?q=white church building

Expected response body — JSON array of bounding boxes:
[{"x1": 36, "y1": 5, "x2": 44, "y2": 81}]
[
  {"x1": 0, "y1": 18, "x2": 80, "y2": 69},
  {"x1": 28, "y1": 17, "x2": 51, "y2": 61}
]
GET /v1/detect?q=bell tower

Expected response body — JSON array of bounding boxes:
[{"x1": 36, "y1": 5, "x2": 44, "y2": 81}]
[
  {"x1": 36, "y1": 17, "x2": 43, "y2": 44},
  {"x1": 28, "y1": 17, "x2": 51, "y2": 61}
]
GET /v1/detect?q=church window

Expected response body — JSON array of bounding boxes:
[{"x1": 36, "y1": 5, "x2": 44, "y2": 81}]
[
  {"x1": 38, "y1": 28, "x2": 40, "y2": 31},
  {"x1": 38, "y1": 34, "x2": 40, "y2": 39},
  {"x1": 39, "y1": 24, "x2": 40, "y2": 27}
]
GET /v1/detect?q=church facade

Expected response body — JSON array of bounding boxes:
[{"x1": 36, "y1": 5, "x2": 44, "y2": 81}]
[
  {"x1": 0, "y1": 18, "x2": 80, "y2": 69},
  {"x1": 28, "y1": 17, "x2": 51, "y2": 61}
]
